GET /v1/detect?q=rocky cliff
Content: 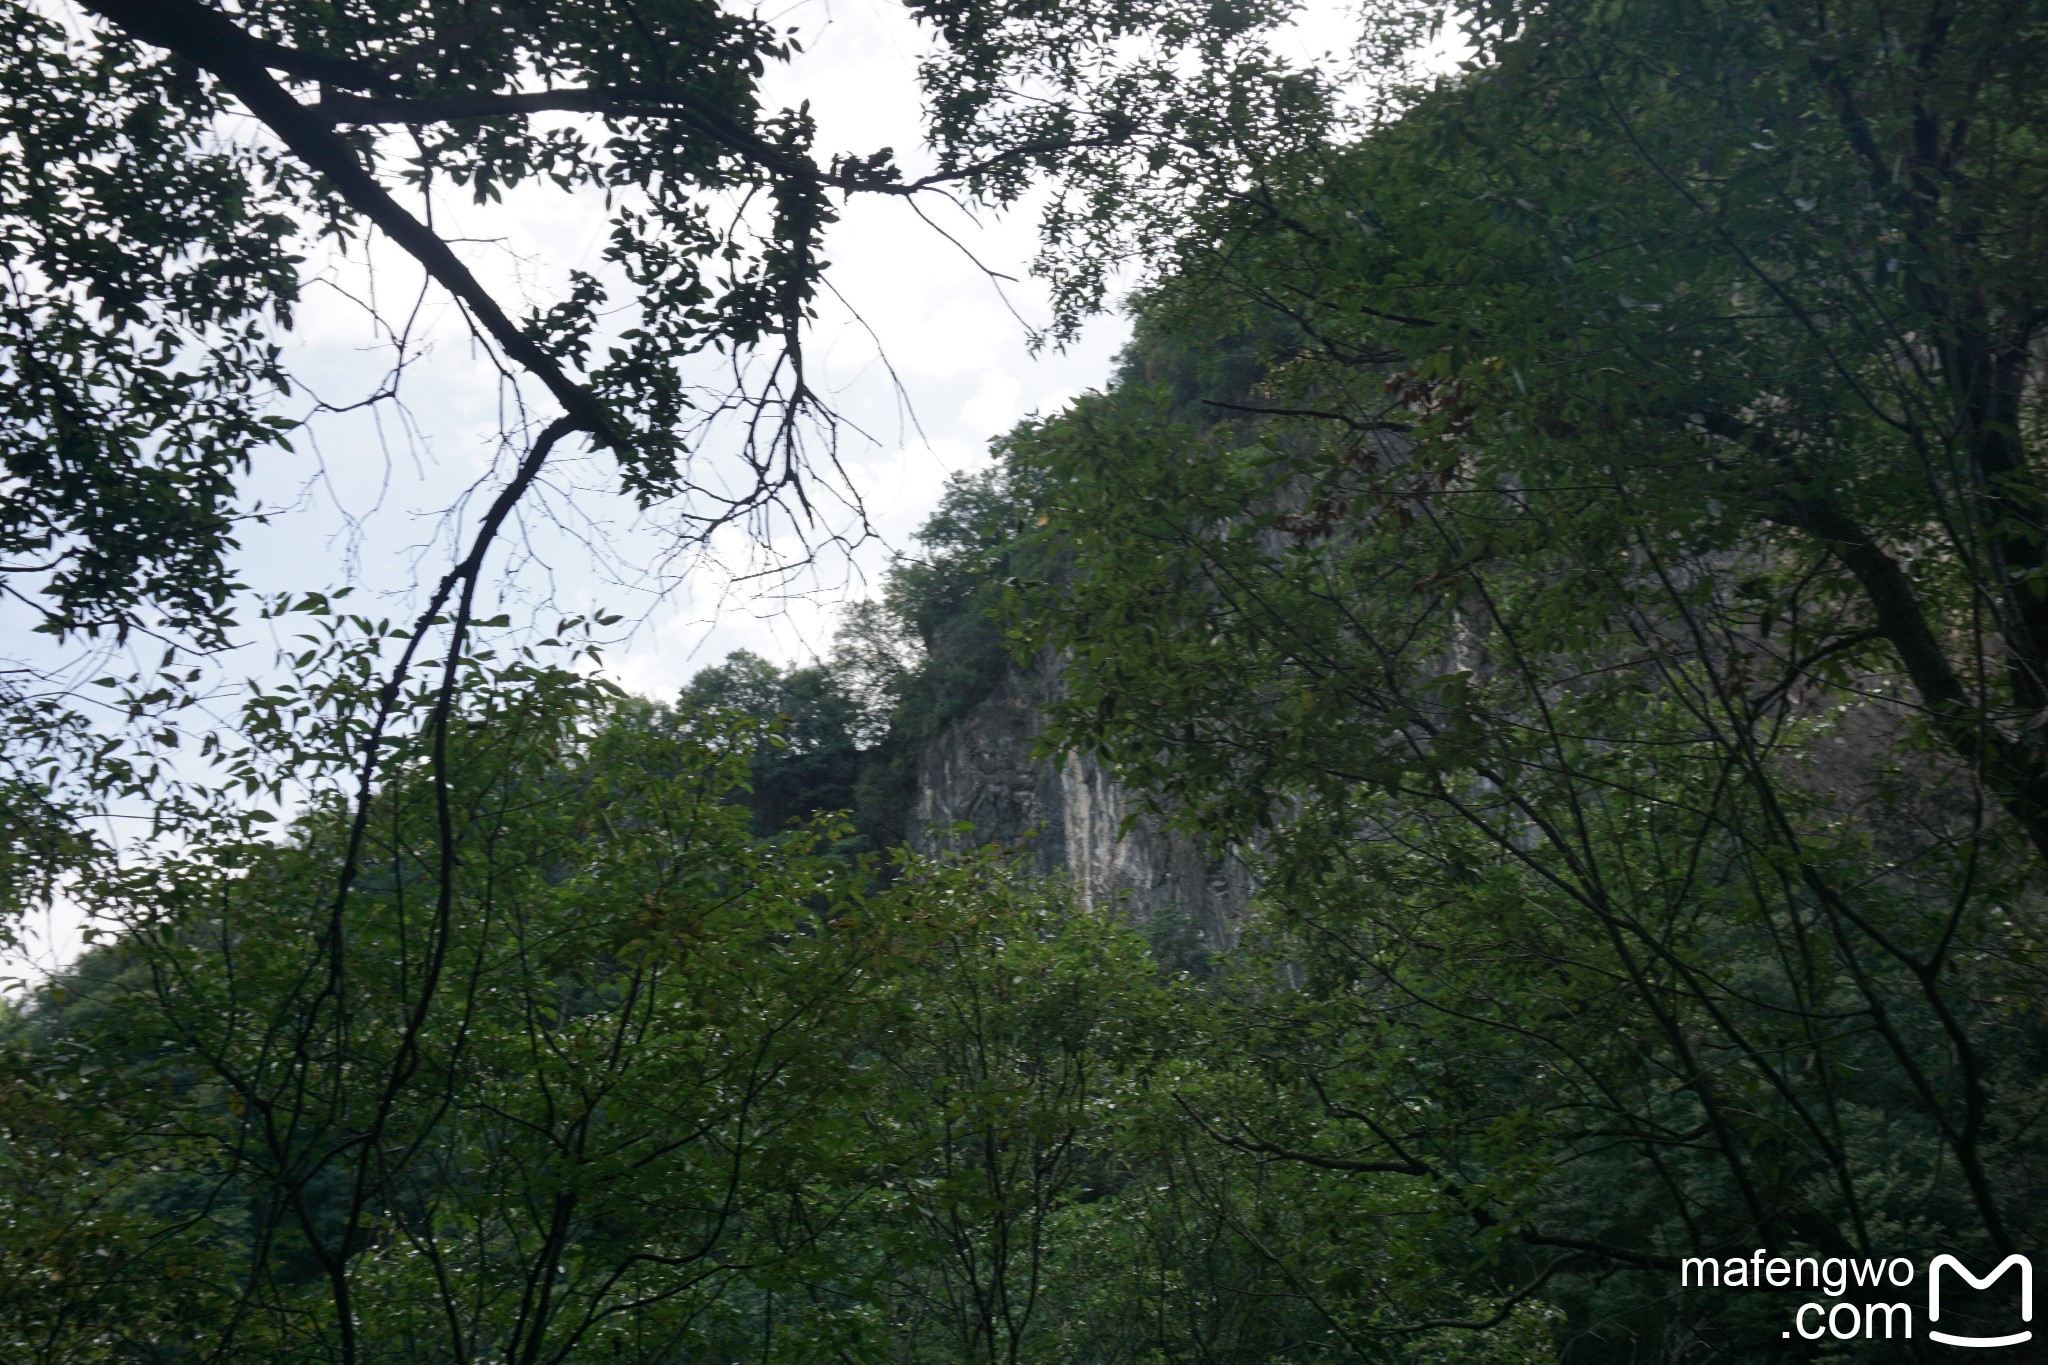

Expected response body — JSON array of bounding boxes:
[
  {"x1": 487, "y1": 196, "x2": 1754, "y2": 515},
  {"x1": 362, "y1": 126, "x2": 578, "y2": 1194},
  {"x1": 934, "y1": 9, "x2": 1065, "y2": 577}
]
[{"x1": 906, "y1": 655, "x2": 1252, "y2": 957}]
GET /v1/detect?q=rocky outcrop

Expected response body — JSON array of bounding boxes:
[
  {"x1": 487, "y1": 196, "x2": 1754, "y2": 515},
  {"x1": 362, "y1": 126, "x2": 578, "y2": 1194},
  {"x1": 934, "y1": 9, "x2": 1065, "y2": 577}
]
[{"x1": 907, "y1": 657, "x2": 1252, "y2": 954}]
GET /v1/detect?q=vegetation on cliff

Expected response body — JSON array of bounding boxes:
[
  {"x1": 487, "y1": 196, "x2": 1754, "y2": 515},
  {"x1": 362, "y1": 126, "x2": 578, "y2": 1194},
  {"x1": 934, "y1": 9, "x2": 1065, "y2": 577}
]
[
  {"x1": 999, "y1": 0, "x2": 2048, "y2": 1350},
  {"x1": 4, "y1": 0, "x2": 2046, "y2": 1360}
]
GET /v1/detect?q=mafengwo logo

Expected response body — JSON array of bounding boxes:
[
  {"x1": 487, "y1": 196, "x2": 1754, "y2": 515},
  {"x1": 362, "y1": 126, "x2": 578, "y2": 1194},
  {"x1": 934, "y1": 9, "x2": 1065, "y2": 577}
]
[
  {"x1": 1679, "y1": 1250, "x2": 2033, "y2": 1346},
  {"x1": 1929, "y1": 1255, "x2": 2033, "y2": 1349}
]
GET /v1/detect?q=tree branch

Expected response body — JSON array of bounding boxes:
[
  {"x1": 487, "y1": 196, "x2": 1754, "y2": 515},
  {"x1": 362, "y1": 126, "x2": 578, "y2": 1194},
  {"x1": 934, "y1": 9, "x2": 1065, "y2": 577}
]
[
  {"x1": 1172, "y1": 1094, "x2": 1429, "y2": 1174},
  {"x1": 1701, "y1": 411, "x2": 2048, "y2": 863},
  {"x1": 80, "y1": 0, "x2": 622, "y2": 449},
  {"x1": 317, "y1": 86, "x2": 1130, "y2": 198},
  {"x1": 315, "y1": 86, "x2": 827, "y2": 187}
]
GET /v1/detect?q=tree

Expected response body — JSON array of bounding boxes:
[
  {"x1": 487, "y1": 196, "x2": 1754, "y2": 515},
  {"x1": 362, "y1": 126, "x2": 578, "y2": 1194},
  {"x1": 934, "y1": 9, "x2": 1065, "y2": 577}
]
[
  {"x1": 1, "y1": 622, "x2": 900, "y2": 1363},
  {"x1": 846, "y1": 856, "x2": 1173, "y2": 1365},
  {"x1": 682, "y1": 649, "x2": 872, "y2": 838},
  {"x1": 1007, "y1": 0, "x2": 2048, "y2": 1354},
  {"x1": 3, "y1": 618, "x2": 1265, "y2": 1364}
]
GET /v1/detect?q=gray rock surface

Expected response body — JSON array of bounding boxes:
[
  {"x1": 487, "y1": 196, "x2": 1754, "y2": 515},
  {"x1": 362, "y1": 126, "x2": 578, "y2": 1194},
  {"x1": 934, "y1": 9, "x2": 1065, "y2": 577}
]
[{"x1": 907, "y1": 656, "x2": 1252, "y2": 954}]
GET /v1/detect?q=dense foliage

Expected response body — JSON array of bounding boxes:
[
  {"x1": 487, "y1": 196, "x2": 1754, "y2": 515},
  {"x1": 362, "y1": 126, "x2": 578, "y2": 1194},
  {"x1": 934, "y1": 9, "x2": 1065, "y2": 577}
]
[
  {"x1": 0, "y1": 627, "x2": 1556, "y2": 1364},
  {"x1": 6, "y1": 0, "x2": 2047, "y2": 1360},
  {"x1": 998, "y1": 0, "x2": 2048, "y2": 1354}
]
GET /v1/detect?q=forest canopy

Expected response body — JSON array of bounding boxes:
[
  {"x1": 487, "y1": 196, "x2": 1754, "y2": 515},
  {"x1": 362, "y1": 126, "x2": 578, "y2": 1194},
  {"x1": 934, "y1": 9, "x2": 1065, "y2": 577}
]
[{"x1": 4, "y1": 0, "x2": 2046, "y2": 1361}]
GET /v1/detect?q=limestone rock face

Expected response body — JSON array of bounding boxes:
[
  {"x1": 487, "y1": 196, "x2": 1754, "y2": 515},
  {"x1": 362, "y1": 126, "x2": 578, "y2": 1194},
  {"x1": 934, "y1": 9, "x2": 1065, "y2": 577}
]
[{"x1": 907, "y1": 658, "x2": 1251, "y2": 954}]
